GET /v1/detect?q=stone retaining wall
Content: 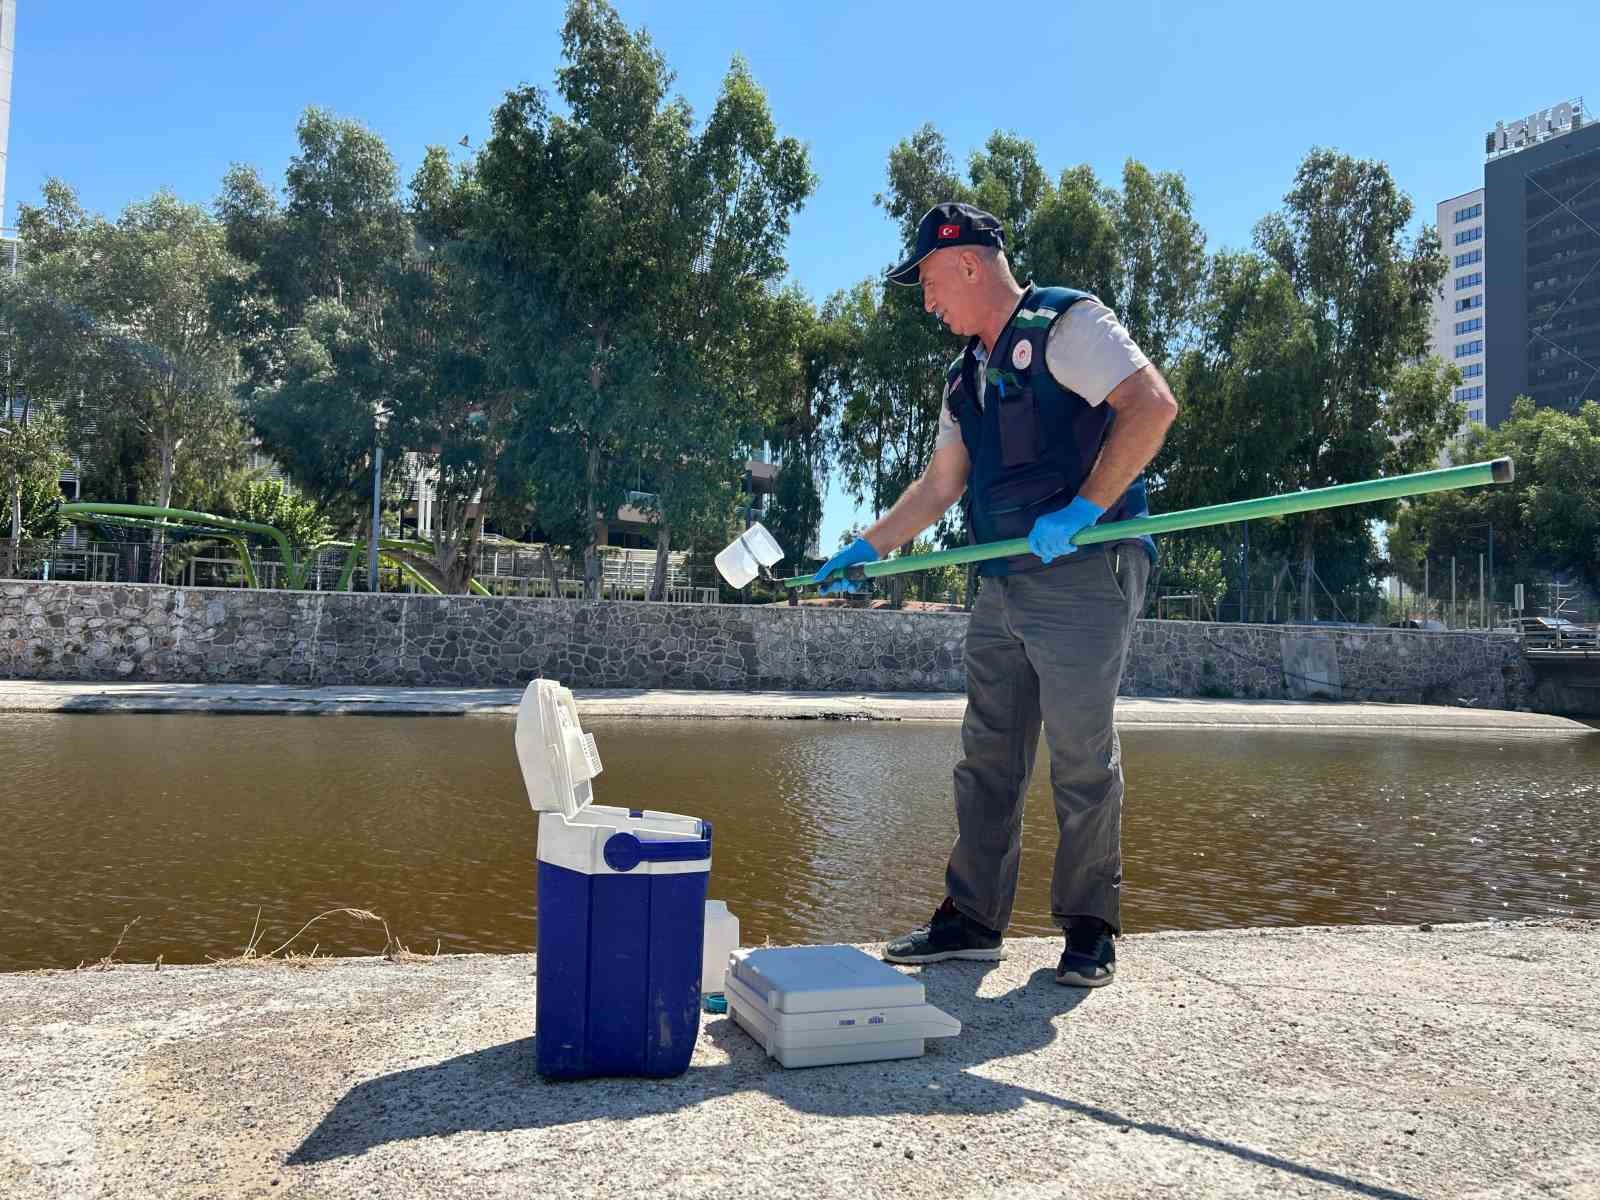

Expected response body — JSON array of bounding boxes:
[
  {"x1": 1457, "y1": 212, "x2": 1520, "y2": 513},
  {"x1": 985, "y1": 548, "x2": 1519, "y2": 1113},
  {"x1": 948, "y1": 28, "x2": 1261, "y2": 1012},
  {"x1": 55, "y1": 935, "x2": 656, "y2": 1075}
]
[{"x1": 1, "y1": 580, "x2": 1535, "y2": 709}]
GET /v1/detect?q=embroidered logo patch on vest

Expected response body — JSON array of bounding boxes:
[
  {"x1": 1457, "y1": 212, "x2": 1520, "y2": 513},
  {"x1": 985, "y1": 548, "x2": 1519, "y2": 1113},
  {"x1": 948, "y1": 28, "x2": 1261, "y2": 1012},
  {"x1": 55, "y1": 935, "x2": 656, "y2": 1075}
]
[{"x1": 1011, "y1": 340, "x2": 1032, "y2": 370}]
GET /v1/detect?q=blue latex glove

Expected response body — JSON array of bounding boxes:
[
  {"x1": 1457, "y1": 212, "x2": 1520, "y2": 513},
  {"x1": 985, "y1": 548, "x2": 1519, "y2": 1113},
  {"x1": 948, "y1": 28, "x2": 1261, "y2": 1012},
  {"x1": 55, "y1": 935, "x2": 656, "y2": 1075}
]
[
  {"x1": 813, "y1": 536, "x2": 879, "y2": 595},
  {"x1": 1027, "y1": 495, "x2": 1106, "y2": 563}
]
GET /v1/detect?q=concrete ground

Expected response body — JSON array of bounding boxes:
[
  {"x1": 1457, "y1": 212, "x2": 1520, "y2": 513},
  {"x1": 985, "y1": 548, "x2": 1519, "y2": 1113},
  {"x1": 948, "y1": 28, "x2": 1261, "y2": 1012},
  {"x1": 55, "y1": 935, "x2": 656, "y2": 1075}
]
[
  {"x1": 0, "y1": 680, "x2": 1592, "y2": 734},
  {"x1": 0, "y1": 922, "x2": 1595, "y2": 1199}
]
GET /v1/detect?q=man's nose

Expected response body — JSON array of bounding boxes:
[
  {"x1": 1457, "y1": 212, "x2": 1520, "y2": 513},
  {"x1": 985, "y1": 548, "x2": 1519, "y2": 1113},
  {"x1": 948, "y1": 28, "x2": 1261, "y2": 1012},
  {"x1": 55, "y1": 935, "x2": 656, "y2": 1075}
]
[{"x1": 922, "y1": 289, "x2": 935, "y2": 313}]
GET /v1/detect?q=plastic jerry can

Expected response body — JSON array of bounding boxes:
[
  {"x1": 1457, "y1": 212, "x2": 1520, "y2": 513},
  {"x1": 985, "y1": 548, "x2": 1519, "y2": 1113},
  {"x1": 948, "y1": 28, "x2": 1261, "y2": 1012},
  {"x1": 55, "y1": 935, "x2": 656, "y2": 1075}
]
[
  {"x1": 702, "y1": 900, "x2": 740, "y2": 995},
  {"x1": 516, "y1": 679, "x2": 711, "y2": 1080}
]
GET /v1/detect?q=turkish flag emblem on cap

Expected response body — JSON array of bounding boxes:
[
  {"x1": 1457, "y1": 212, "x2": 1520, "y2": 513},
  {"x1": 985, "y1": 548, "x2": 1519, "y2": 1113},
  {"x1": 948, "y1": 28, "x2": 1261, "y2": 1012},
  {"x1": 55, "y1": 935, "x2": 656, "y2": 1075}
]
[{"x1": 937, "y1": 223, "x2": 962, "y2": 240}]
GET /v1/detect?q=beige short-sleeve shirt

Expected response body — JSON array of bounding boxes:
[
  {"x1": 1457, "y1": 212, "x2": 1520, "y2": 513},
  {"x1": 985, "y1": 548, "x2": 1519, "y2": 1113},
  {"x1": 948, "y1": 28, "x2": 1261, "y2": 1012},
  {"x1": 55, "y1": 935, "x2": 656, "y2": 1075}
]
[{"x1": 933, "y1": 297, "x2": 1150, "y2": 452}]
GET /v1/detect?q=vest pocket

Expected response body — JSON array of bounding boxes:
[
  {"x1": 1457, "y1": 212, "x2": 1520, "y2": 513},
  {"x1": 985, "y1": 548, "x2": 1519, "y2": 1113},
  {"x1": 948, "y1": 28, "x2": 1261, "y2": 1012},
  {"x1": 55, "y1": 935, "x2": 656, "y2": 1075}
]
[
  {"x1": 982, "y1": 469, "x2": 1067, "y2": 540},
  {"x1": 998, "y1": 387, "x2": 1040, "y2": 467}
]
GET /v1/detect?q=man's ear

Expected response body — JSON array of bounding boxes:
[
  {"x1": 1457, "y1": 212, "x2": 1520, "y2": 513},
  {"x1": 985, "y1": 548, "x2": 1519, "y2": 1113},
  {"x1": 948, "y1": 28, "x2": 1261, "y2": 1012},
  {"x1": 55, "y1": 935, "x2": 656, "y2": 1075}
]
[{"x1": 959, "y1": 248, "x2": 983, "y2": 281}]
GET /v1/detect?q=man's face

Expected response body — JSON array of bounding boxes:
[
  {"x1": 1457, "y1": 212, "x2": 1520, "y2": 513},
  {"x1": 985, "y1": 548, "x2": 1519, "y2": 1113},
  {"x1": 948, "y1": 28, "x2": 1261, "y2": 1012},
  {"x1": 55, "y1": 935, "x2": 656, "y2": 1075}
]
[{"x1": 918, "y1": 247, "x2": 979, "y2": 335}]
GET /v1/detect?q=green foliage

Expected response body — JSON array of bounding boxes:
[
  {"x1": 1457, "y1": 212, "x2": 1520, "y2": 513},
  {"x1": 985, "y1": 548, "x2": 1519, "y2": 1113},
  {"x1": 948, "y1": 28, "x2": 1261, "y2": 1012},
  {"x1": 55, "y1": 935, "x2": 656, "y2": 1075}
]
[
  {"x1": 876, "y1": 127, "x2": 1205, "y2": 368},
  {"x1": 247, "y1": 299, "x2": 384, "y2": 526},
  {"x1": 762, "y1": 456, "x2": 823, "y2": 572},
  {"x1": 827, "y1": 127, "x2": 1206, "y2": 552},
  {"x1": 217, "y1": 108, "x2": 412, "y2": 534},
  {"x1": 474, "y1": 0, "x2": 815, "y2": 596},
  {"x1": 1154, "y1": 151, "x2": 1458, "y2": 608},
  {"x1": 1111, "y1": 161, "x2": 1207, "y2": 371},
  {"x1": 1024, "y1": 165, "x2": 1121, "y2": 309},
  {"x1": 824, "y1": 281, "x2": 949, "y2": 524},
  {"x1": 904, "y1": 536, "x2": 964, "y2": 604},
  {"x1": 8, "y1": 182, "x2": 246, "y2": 586},
  {"x1": 19, "y1": 475, "x2": 68, "y2": 542},
  {"x1": 1389, "y1": 399, "x2": 1600, "y2": 596},
  {"x1": 385, "y1": 208, "x2": 519, "y2": 593},
  {"x1": 752, "y1": 290, "x2": 830, "y2": 564},
  {"x1": 1156, "y1": 535, "x2": 1230, "y2": 617},
  {"x1": 0, "y1": 401, "x2": 69, "y2": 499},
  {"x1": 9, "y1": 19, "x2": 1508, "y2": 611},
  {"x1": 0, "y1": 400, "x2": 71, "y2": 573},
  {"x1": 210, "y1": 3, "x2": 816, "y2": 596},
  {"x1": 1249, "y1": 149, "x2": 1457, "y2": 505},
  {"x1": 227, "y1": 479, "x2": 331, "y2": 553}
]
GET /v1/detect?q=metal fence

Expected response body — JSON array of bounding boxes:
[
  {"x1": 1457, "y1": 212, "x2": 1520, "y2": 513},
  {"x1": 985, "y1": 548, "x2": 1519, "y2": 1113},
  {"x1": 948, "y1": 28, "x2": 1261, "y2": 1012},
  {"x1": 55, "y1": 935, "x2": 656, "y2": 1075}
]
[
  {"x1": 1146, "y1": 587, "x2": 1598, "y2": 630},
  {"x1": 18, "y1": 536, "x2": 723, "y2": 602}
]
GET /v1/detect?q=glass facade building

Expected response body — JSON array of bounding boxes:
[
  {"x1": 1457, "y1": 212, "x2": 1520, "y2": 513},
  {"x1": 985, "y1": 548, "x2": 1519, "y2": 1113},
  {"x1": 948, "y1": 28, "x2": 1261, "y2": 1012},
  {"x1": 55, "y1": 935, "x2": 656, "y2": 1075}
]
[{"x1": 1485, "y1": 106, "x2": 1600, "y2": 424}]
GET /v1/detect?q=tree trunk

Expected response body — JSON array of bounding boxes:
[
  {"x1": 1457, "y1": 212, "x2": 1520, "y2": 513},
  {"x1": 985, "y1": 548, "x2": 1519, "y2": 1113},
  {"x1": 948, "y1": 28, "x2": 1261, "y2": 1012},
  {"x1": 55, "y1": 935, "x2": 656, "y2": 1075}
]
[
  {"x1": 540, "y1": 545, "x2": 561, "y2": 598},
  {"x1": 1292, "y1": 515, "x2": 1318, "y2": 624},
  {"x1": 5, "y1": 395, "x2": 26, "y2": 577},
  {"x1": 583, "y1": 444, "x2": 602, "y2": 600},
  {"x1": 584, "y1": 336, "x2": 610, "y2": 603},
  {"x1": 5, "y1": 480, "x2": 21, "y2": 578},
  {"x1": 452, "y1": 482, "x2": 492, "y2": 596},
  {"x1": 889, "y1": 539, "x2": 911, "y2": 609},
  {"x1": 649, "y1": 523, "x2": 672, "y2": 601},
  {"x1": 453, "y1": 511, "x2": 484, "y2": 596},
  {"x1": 1268, "y1": 562, "x2": 1290, "y2": 622},
  {"x1": 152, "y1": 438, "x2": 177, "y2": 585},
  {"x1": 584, "y1": 533, "x2": 602, "y2": 600}
]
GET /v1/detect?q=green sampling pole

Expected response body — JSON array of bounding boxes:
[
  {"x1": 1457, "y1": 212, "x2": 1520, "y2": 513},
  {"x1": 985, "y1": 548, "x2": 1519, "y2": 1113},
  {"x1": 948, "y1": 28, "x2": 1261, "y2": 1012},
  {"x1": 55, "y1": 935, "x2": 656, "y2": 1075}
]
[{"x1": 785, "y1": 458, "x2": 1514, "y2": 590}]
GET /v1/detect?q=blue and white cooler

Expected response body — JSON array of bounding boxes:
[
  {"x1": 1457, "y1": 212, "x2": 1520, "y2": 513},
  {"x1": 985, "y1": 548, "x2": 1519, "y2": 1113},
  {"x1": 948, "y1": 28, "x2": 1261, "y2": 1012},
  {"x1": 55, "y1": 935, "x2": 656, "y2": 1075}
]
[{"x1": 515, "y1": 680, "x2": 711, "y2": 1080}]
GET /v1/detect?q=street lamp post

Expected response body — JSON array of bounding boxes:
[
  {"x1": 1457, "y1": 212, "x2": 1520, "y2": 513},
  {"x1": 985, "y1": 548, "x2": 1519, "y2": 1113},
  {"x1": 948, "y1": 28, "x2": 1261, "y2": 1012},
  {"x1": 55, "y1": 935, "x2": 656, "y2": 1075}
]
[
  {"x1": 1240, "y1": 520, "x2": 1250, "y2": 623},
  {"x1": 367, "y1": 441, "x2": 383, "y2": 593},
  {"x1": 367, "y1": 407, "x2": 390, "y2": 594}
]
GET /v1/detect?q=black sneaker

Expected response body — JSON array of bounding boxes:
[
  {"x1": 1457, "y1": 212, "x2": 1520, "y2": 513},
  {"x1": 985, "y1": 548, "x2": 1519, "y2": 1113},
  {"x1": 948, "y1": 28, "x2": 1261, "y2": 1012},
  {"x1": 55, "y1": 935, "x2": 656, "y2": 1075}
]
[
  {"x1": 1056, "y1": 917, "x2": 1116, "y2": 987},
  {"x1": 883, "y1": 897, "x2": 1005, "y2": 964}
]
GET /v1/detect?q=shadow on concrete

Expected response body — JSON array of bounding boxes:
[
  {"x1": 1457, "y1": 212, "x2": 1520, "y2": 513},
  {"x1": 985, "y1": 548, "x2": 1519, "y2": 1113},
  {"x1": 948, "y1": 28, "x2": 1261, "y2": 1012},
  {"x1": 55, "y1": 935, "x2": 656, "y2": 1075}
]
[{"x1": 288, "y1": 963, "x2": 1418, "y2": 1199}]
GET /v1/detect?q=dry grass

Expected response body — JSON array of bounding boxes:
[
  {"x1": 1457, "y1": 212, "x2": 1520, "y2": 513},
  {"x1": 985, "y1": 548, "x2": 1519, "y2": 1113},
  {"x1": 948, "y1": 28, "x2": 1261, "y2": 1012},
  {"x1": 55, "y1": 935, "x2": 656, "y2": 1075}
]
[
  {"x1": 53, "y1": 908, "x2": 440, "y2": 972},
  {"x1": 207, "y1": 907, "x2": 439, "y2": 968},
  {"x1": 76, "y1": 917, "x2": 142, "y2": 971}
]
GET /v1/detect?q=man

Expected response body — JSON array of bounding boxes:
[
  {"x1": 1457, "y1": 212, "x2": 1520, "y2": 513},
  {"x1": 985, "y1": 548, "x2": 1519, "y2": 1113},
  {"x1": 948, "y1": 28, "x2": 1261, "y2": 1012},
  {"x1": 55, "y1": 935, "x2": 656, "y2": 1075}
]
[{"x1": 813, "y1": 202, "x2": 1177, "y2": 987}]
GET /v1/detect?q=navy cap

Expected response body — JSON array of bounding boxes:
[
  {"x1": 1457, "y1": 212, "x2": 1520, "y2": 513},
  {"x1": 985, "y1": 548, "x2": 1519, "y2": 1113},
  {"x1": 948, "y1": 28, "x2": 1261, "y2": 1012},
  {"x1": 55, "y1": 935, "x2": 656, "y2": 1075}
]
[{"x1": 886, "y1": 202, "x2": 1006, "y2": 286}]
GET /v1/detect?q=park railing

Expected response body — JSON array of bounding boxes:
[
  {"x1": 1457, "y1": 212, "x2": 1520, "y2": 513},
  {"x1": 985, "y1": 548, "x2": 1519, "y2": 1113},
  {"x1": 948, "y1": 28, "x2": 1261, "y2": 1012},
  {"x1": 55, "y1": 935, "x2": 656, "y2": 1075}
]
[{"x1": 18, "y1": 534, "x2": 724, "y2": 603}]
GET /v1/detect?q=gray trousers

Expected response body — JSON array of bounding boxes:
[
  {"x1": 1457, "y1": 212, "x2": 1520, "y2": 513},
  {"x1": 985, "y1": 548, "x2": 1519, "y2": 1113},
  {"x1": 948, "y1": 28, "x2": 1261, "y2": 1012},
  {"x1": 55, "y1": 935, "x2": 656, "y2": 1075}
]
[{"x1": 945, "y1": 543, "x2": 1149, "y2": 935}]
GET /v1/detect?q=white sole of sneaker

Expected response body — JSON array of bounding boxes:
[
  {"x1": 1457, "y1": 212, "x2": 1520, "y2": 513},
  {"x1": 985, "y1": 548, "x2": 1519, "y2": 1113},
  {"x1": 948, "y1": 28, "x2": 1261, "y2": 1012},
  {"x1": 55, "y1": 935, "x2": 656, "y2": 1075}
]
[
  {"x1": 1054, "y1": 970, "x2": 1114, "y2": 987},
  {"x1": 883, "y1": 947, "x2": 1007, "y2": 964}
]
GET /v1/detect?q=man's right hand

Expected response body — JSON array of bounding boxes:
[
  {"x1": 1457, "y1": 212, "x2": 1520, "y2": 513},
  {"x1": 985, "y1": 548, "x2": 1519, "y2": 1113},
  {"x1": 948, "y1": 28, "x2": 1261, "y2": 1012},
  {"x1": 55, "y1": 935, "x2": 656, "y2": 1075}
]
[{"x1": 813, "y1": 536, "x2": 879, "y2": 595}]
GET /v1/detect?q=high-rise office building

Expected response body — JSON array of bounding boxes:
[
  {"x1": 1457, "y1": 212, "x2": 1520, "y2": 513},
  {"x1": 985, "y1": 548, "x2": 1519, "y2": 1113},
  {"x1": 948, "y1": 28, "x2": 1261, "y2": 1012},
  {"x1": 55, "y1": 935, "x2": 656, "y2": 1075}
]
[
  {"x1": 1484, "y1": 97, "x2": 1600, "y2": 424},
  {"x1": 1432, "y1": 188, "x2": 1488, "y2": 430}
]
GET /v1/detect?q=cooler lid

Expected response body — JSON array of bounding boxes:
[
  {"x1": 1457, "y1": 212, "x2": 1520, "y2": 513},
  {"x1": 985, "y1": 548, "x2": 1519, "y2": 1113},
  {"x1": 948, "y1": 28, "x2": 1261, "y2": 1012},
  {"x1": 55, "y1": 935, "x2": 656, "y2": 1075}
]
[
  {"x1": 729, "y1": 945, "x2": 926, "y2": 1014},
  {"x1": 515, "y1": 679, "x2": 603, "y2": 821}
]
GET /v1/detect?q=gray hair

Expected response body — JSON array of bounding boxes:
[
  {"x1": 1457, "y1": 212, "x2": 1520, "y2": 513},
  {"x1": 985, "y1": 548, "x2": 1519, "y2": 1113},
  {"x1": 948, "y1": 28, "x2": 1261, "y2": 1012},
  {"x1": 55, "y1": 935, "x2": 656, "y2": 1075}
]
[{"x1": 977, "y1": 245, "x2": 1016, "y2": 280}]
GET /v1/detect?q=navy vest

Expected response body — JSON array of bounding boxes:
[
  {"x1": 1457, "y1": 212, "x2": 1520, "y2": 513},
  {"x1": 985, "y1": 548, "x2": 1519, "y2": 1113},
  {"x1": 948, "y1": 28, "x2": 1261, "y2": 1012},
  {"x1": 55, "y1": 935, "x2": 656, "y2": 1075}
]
[{"x1": 946, "y1": 285, "x2": 1154, "y2": 576}]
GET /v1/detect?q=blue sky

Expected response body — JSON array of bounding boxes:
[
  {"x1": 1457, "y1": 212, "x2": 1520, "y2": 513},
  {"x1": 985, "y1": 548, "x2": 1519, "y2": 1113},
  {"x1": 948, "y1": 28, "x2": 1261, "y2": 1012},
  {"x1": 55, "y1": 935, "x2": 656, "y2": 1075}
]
[{"x1": 10, "y1": 1, "x2": 1596, "y2": 550}]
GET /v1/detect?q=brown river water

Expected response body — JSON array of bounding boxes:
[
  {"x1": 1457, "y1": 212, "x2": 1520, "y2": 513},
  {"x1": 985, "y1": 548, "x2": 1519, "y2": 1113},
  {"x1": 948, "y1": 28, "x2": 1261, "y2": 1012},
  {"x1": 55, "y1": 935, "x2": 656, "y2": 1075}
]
[{"x1": 1, "y1": 713, "x2": 1596, "y2": 971}]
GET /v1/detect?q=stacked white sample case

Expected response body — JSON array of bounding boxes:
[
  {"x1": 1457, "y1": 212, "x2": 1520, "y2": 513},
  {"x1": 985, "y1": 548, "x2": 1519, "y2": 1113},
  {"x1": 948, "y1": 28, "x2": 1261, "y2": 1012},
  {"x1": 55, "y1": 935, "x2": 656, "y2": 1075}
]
[{"x1": 725, "y1": 944, "x2": 961, "y2": 1069}]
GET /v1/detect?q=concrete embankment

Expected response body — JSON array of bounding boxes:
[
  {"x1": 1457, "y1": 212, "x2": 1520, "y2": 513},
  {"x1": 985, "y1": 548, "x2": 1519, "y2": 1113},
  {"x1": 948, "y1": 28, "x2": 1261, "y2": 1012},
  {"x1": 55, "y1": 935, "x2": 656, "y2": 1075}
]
[
  {"x1": 0, "y1": 681, "x2": 1593, "y2": 735},
  {"x1": 2, "y1": 920, "x2": 1596, "y2": 1199}
]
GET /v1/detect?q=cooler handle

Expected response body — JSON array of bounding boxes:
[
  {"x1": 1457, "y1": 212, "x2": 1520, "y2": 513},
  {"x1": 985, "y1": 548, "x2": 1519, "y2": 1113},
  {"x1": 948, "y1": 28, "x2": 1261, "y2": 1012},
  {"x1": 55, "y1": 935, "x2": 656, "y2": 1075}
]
[{"x1": 603, "y1": 825, "x2": 713, "y2": 872}]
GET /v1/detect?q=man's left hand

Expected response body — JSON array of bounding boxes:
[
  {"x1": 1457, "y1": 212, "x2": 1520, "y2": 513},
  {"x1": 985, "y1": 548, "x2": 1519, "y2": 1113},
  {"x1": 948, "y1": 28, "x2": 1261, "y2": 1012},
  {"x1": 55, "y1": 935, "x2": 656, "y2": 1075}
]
[
  {"x1": 813, "y1": 536, "x2": 879, "y2": 594},
  {"x1": 1027, "y1": 496, "x2": 1105, "y2": 563}
]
